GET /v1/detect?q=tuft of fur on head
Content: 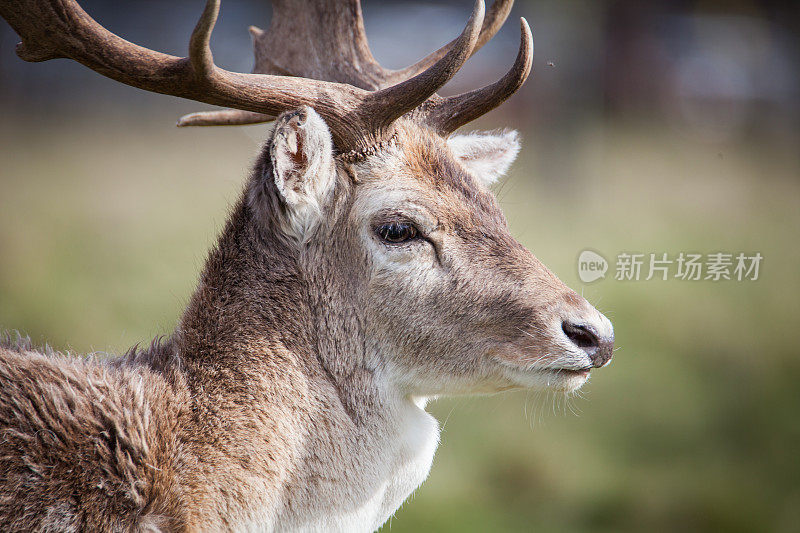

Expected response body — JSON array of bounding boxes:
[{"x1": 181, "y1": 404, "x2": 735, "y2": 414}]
[{"x1": 447, "y1": 129, "x2": 520, "y2": 186}]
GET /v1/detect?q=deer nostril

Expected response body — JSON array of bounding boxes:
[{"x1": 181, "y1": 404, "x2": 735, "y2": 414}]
[
  {"x1": 562, "y1": 322, "x2": 599, "y2": 350},
  {"x1": 561, "y1": 321, "x2": 614, "y2": 368}
]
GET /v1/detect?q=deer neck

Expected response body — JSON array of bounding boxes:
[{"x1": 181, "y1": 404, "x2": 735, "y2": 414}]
[
  {"x1": 172, "y1": 192, "x2": 440, "y2": 529},
  {"x1": 176, "y1": 191, "x2": 374, "y2": 415}
]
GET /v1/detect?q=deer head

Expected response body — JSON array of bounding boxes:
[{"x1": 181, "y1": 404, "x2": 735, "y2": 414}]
[{"x1": 0, "y1": 0, "x2": 613, "y2": 398}]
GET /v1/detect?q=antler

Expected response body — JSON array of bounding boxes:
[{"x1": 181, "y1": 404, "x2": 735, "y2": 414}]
[
  {"x1": 421, "y1": 18, "x2": 533, "y2": 134},
  {"x1": 1, "y1": 0, "x2": 532, "y2": 147},
  {"x1": 0, "y1": 0, "x2": 488, "y2": 152},
  {"x1": 178, "y1": 0, "x2": 532, "y2": 135}
]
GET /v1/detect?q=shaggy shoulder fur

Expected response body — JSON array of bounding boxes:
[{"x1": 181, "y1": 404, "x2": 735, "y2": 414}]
[{"x1": 0, "y1": 334, "x2": 188, "y2": 532}]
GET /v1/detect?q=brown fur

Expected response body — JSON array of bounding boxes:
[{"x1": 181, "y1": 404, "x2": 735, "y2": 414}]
[
  {"x1": 0, "y1": 335, "x2": 186, "y2": 531},
  {"x1": 0, "y1": 115, "x2": 612, "y2": 531}
]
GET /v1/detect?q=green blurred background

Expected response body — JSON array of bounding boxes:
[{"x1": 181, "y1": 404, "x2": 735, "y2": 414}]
[{"x1": 1, "y1": 1, "x2": 798, "y2": 531}]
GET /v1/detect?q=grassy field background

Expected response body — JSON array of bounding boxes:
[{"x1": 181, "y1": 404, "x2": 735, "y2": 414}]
[{"x1": 1, "y1": 111, "x2": 797, "y2": 531}]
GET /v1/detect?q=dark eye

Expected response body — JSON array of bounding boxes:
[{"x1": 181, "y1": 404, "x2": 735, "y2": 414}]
[{"x1": 376, "y1": 222, "x2": 418, "y2": 244}]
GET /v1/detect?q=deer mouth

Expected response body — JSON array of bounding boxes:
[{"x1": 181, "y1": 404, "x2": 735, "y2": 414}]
[
  {"x1": 536, "y1": 367, "x2": 592, "y2": 384},
  {"x1": 553, "y1": 367, "x2": 592, "y2": 377},
  {"x1": 539, "y1": 367, "x2": 593, "y2": 391}
]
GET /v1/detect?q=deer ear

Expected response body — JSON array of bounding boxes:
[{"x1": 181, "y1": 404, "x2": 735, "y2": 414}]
[
  {"x1": 269, "y1": 106, "x2": 337, "y2": 237},
  {"x1": 448, "y1": 130, "x2": 520, "y2": 186}
]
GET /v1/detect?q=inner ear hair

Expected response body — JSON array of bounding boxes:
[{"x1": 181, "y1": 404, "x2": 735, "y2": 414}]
[
  {"x1": 270, "y1": 107, "x2": 336, "y2": 199},
  {"x1": 271, "y1": 110, "x2": 308, "y2": 187},
  {"x1": 265, "y1": 106, "x2": 337, "y2": 240},
  {"x1": 447, "y1": 129, "x2": 520, "y2": 185}
]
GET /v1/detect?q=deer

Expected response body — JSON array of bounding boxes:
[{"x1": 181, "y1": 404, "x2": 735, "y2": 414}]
[{"x1": 0, "y1": 0, "x2": 614, "y2": 531}]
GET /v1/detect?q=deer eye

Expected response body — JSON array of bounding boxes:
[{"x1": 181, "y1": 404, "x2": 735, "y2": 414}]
[{"x1": 376, "y1": 222, "x2": 418, "y2": 244}]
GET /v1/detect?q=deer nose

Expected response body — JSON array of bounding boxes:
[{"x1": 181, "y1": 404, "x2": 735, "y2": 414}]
[{"x1": 561, "y1": 321, "x2": 614, "y2": 367}]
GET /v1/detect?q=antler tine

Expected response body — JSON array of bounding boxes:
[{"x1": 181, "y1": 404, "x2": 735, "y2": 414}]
[
  {"x1": 363, "y1": 0, "x2": 486, "y2": 136},
  {"x1": 386, "y1": 0, "x2": 514, "y2": 85},
  {"x1": 189, "y1": 0, "x2": 219, "y2": 78},
  {"x1": 0, "y1": 0, "x2": 385, "y2": 149},
  {"x1": 422, "y1": 17, "x2": 533, "y2": 135},
  {"x1": 177, "y1": 109, "x2": 272, "y2": 127},
  {"x1": 177, "y1": 7, "x2": 272, "y2": 128},
  {"x1": 176, "y1": 0, "x2": 264, "y2": 127}
]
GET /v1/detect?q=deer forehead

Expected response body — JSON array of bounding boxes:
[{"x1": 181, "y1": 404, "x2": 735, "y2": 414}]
[{"x1": 350, "y1": 125, "x2": 506, "y2": 231}]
